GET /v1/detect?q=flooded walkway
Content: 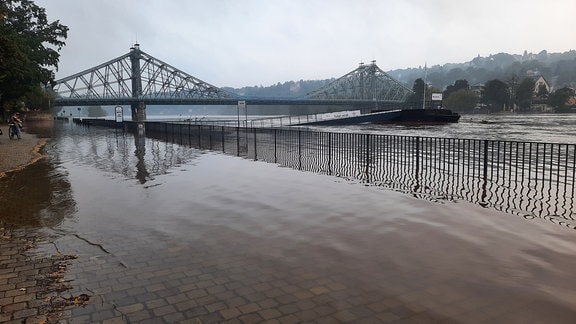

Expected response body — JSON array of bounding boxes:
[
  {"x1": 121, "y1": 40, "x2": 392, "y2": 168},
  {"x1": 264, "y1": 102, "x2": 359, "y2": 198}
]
[
  {"x1": 2, "y1": 123, "x2": 576, "y2": 323},
  {"x1": 0, "y1": 131, "x2": 47, "y2": 178}
]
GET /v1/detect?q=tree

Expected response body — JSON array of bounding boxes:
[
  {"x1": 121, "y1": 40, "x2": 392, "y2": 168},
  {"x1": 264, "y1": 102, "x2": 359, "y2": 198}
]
[
  {"x1": 443, "y1": 89, "x2": 479, "y2": 112},
  {"x1": 443, "y1": 79, "x2": 470, "y2": 100},
  {"x1": 407, "y1": 78, "x2": 425, "y2": 108},
  {"x1": 548, "y1": 87, "x2": 575, "y2": 112},
  {"x1": 516, "y1": 78, "x2": 536, "y2": 111},
  {"x1": 483, "y1": 79, "x2": 509, "y2": 112},
  {"x1": 0, "y1": 0, "x2": 68, "y2": 116}
]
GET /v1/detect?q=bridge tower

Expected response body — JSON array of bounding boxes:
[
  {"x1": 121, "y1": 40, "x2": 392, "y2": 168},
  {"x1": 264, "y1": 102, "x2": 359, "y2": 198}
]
[
  {"x1": 130, "y1": 44, "x2": 146, "y2": 122},
  {"x1": 51, "y1": 44, "x2": 236, "y2": 121},
  {"x1": 306, "y1": 61, "x2": 413, "y2": 105}
]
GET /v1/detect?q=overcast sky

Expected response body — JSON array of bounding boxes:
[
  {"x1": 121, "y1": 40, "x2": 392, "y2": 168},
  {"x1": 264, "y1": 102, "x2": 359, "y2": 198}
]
[{"x1": 36, "y1": 0, "x2": 576, "y2": 88}]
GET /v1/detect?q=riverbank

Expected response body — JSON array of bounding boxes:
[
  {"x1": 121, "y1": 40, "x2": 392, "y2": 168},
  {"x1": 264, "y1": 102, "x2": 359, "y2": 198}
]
[
  {"x1": 0, "y1": 126, "x2": 86, "y2": 322},
  {"x1": 0, "y1": 130, "x2": 47, "y2": 179}
]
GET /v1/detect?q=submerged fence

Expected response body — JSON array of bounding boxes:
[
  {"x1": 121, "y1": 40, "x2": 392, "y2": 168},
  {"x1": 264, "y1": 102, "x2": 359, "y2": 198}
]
[{"x1": 85, "y1": 119, "x2": 576, "y2": 229}]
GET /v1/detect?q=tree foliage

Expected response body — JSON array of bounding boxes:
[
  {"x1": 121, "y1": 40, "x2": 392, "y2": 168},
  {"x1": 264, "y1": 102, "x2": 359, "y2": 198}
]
[
  {"x1": 0, "y1": 0, "x2": 68, "y2": 114},
  {"x1": 443, "y1": 79, "x2": 469, "y2": 100},
  {"x1": 548, "y1": 87, "x2": 575, "y2": 112},
  {"x1": 406, "y1": 78, "x2": 425, "y2": 108},
  {"x1": 443, "y1": 89, "x2": 479, "y2": 112},
  {"x1": 483, "y1": 79, "x2": 509, "y2": 112},
  {"x1": 387, "y1": 50, "x2": 576, "y2": 91},
  {"x1": 515, "y1": 78, "x2": 536, "y2": 111}
]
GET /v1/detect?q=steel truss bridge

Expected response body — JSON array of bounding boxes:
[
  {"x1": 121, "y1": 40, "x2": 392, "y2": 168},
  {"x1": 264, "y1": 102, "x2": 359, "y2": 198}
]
[{"x1": 51, "y1": 44, "x2": 413, "y2": 120}]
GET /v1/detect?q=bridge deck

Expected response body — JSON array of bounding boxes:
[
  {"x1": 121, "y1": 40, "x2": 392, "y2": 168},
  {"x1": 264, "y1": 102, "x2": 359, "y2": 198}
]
[{"x1": 53, "y1": 97, "x2": 404, "y2": 107}]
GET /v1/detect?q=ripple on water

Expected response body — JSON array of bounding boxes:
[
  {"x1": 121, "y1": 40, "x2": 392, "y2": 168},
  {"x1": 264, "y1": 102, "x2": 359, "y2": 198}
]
[{"x1": 4, "y1": 119, "x2": 576, "y2": 322}]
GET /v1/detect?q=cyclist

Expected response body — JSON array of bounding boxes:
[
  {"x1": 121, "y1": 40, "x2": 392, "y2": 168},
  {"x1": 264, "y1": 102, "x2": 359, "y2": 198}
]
[{"x1": 9, "y1": 112, "x2": 23, "y2": 139}]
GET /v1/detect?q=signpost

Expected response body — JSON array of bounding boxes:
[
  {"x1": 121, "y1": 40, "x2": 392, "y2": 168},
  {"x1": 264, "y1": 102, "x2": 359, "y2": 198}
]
[
  {"x1": 115, "y1": 106, "x2": 123, "y2": 122},
  {"x1": 431, "y1": 93, "x2": 443, "y2": 108},
  {"x1": 237, "y1": 101, "x2": 246, "y2": 127}
]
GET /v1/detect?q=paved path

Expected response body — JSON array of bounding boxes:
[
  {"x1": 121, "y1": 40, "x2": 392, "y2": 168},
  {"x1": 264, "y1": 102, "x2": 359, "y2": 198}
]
[
  {"x1": 0, "y1": 129, "x2": 47, "y2": 178},
  {"x1": 0, "y1": 127, "x2": 68, "y2": 323},
  {"x1": 0, "y1": 228, "x2": 81, "y2": 323}
]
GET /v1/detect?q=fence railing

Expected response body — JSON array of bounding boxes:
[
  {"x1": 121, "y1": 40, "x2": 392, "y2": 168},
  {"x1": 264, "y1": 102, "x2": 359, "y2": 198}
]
[{"x1": 85, "y1": 119, "x2": 576, "y2": 229}]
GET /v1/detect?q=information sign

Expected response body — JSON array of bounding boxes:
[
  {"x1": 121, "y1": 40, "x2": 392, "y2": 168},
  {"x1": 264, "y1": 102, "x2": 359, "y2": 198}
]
[{"x1": 115, "y1": 106, "x2": 123, "y2": 122}]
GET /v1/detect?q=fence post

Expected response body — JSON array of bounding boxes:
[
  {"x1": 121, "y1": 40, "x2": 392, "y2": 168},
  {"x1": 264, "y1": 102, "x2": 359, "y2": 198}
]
[
  {"x1": 253, "y1": 127, "x2": 257, "y2": 161},
  {"x1": 298, "y1": 130, "x2": 302, "y2": 170},
  {"x1": 274, "y1": 129, "x2": 277, "y2": 163},
  {"x1": 328, "y1": 132, "x2": 332, "y2": 175},
  {"x1": 415, "y1": 136, "x2": 420, "y2": 182},
  {"x1": 483, "y1": 139, "x2": 488, "y2": 182},
  {"x1": 481, "y1": 139, "x2": 489, "y2": 204},
  {"x1": 365, "y1": 134, "x2": 370, "y2": 182},
  {"x1": 236, "y1": 127, "x2": 240, "y2": 156},
  {"x1": 209, "y1": 125, "x2": 213, "y2": 150},
  {"x1": 222, "y1": 126, "x2": 225, "y2": 153}
]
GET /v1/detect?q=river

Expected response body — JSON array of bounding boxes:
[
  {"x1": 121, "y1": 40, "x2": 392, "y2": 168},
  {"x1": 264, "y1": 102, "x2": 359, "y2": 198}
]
[
  {"x1": 1, "y1": 113, "x2": 576, "y2": 323},
  {"x1": 311, "y1": 113, "x2": 576, "y2": 144}
]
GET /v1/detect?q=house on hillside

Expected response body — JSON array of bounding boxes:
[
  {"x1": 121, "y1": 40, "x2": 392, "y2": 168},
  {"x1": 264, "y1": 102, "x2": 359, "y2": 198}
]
[
  {"x1": 525, "y1": 74, "x2": 553, "y2": 112},
  {"x1": 530, "y1": 75, "x2": 551, "y2": 95},
  {"x1": 470, "y1": 83, "x2": 484, "y2": 97},
  {"x1": 531, "y1": 97, "x2": 554, "y2": 113}
]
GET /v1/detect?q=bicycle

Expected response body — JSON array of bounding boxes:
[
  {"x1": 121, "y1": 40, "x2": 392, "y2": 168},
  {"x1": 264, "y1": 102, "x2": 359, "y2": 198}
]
[{"x1": 8, "y1": 123, "x2": 20, "y2": 139}]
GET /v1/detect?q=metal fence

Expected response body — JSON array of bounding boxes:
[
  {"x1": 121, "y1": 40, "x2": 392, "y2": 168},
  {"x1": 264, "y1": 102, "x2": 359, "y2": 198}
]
[
  {"x1": 140, "y1": 122, "x2": 576, "y2": 229},
  {"x1": 87, "y1": 119, "x2": 576, "y2": 229}
]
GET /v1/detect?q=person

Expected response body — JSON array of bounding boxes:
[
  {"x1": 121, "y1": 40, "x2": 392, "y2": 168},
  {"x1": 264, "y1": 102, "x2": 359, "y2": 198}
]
[{"x1": 10, "y1": 112, "x2": 23, "y2": 139}]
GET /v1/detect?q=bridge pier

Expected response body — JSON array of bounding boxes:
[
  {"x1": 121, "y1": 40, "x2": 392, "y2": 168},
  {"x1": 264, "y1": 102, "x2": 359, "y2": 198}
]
[
  {"x1": 131, "y1": 102, "x2": 147, "y2": 122},
  {"x1": 131, "y1": 102, "x2": 146, "y2": 135}
]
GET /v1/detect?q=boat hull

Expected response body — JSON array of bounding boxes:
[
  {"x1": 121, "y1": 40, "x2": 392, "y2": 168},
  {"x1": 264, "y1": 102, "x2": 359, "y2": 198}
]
[
  {"x1": 374, "y1": 109, "x2": 461, "y2": 124},
  {"x1": 299, "y1": 109, "x2": 460, "y2": 126}
]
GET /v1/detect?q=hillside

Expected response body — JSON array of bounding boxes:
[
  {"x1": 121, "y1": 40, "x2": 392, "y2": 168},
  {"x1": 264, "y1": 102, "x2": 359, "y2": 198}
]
[{"x1": 226, "y1": 50, "x2": 576, "y2": 97}]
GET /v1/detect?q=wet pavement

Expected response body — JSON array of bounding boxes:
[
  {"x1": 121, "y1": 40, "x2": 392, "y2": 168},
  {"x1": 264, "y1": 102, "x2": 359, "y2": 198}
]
[
  {"x1": 0, "y1": 130, "x2": 47, "y2": 178},
  {"x1": 2, "y1": 122, "x2": 576, "y2": 323},
  {"x1": 0, "y1": 125, "x2": 78, "y2": 323},
  {"x1": 0, "y1": 227, "x2": 86, "y2": 323}
]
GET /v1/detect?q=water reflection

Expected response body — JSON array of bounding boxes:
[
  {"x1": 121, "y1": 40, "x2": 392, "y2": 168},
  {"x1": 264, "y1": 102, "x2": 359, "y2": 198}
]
[
  {"x1": 141, "y1": 125, "x2": 576, "y2": 230},
  {"x1": 0, "y1": 121, "x2": 208, "y2": 227},
  {"x1": 5, "y1": 119, "x2": 576, "y2": 323},
  {"x1": 0, "y1": 156, "x2": 76, "y2": 227},
  {"x1": 53, "y1": 123, "x2": 203, "y2": 184},
  {"x1": 134, "y1": 131, "x2": 149, "y2": 183}
]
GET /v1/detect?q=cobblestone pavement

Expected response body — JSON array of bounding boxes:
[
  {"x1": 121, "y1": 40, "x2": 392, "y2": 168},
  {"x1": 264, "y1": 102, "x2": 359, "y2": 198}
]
[
  {"x1": 0, "y1": 126, "x2": 74, "y2": 323},
  {"x1": 32, "y1": 217, "x2": 576, "y2": 324},
  {"x1": 0, "y1": 227, "x2": 84, "y2": 323}
]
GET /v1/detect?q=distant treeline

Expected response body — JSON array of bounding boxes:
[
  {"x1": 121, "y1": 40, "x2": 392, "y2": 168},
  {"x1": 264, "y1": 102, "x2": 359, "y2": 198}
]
[{"x1": 224, "y1": 50, "x2": 576, "y2": 97}]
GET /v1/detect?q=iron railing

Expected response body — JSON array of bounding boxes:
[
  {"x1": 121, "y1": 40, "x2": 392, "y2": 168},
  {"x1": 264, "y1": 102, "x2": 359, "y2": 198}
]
[{"x1": 85, "y1": 119, "x2": 576, "y2": 229}]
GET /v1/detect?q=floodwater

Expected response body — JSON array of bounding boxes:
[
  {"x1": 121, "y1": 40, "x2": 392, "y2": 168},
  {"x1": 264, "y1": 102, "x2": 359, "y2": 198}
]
[
  {"x1": 2, "y1": 115, "x2": 576, "y2": 322},
  {"x1": 313, "y1": 113, "x2": 576, "y2": 144}
]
